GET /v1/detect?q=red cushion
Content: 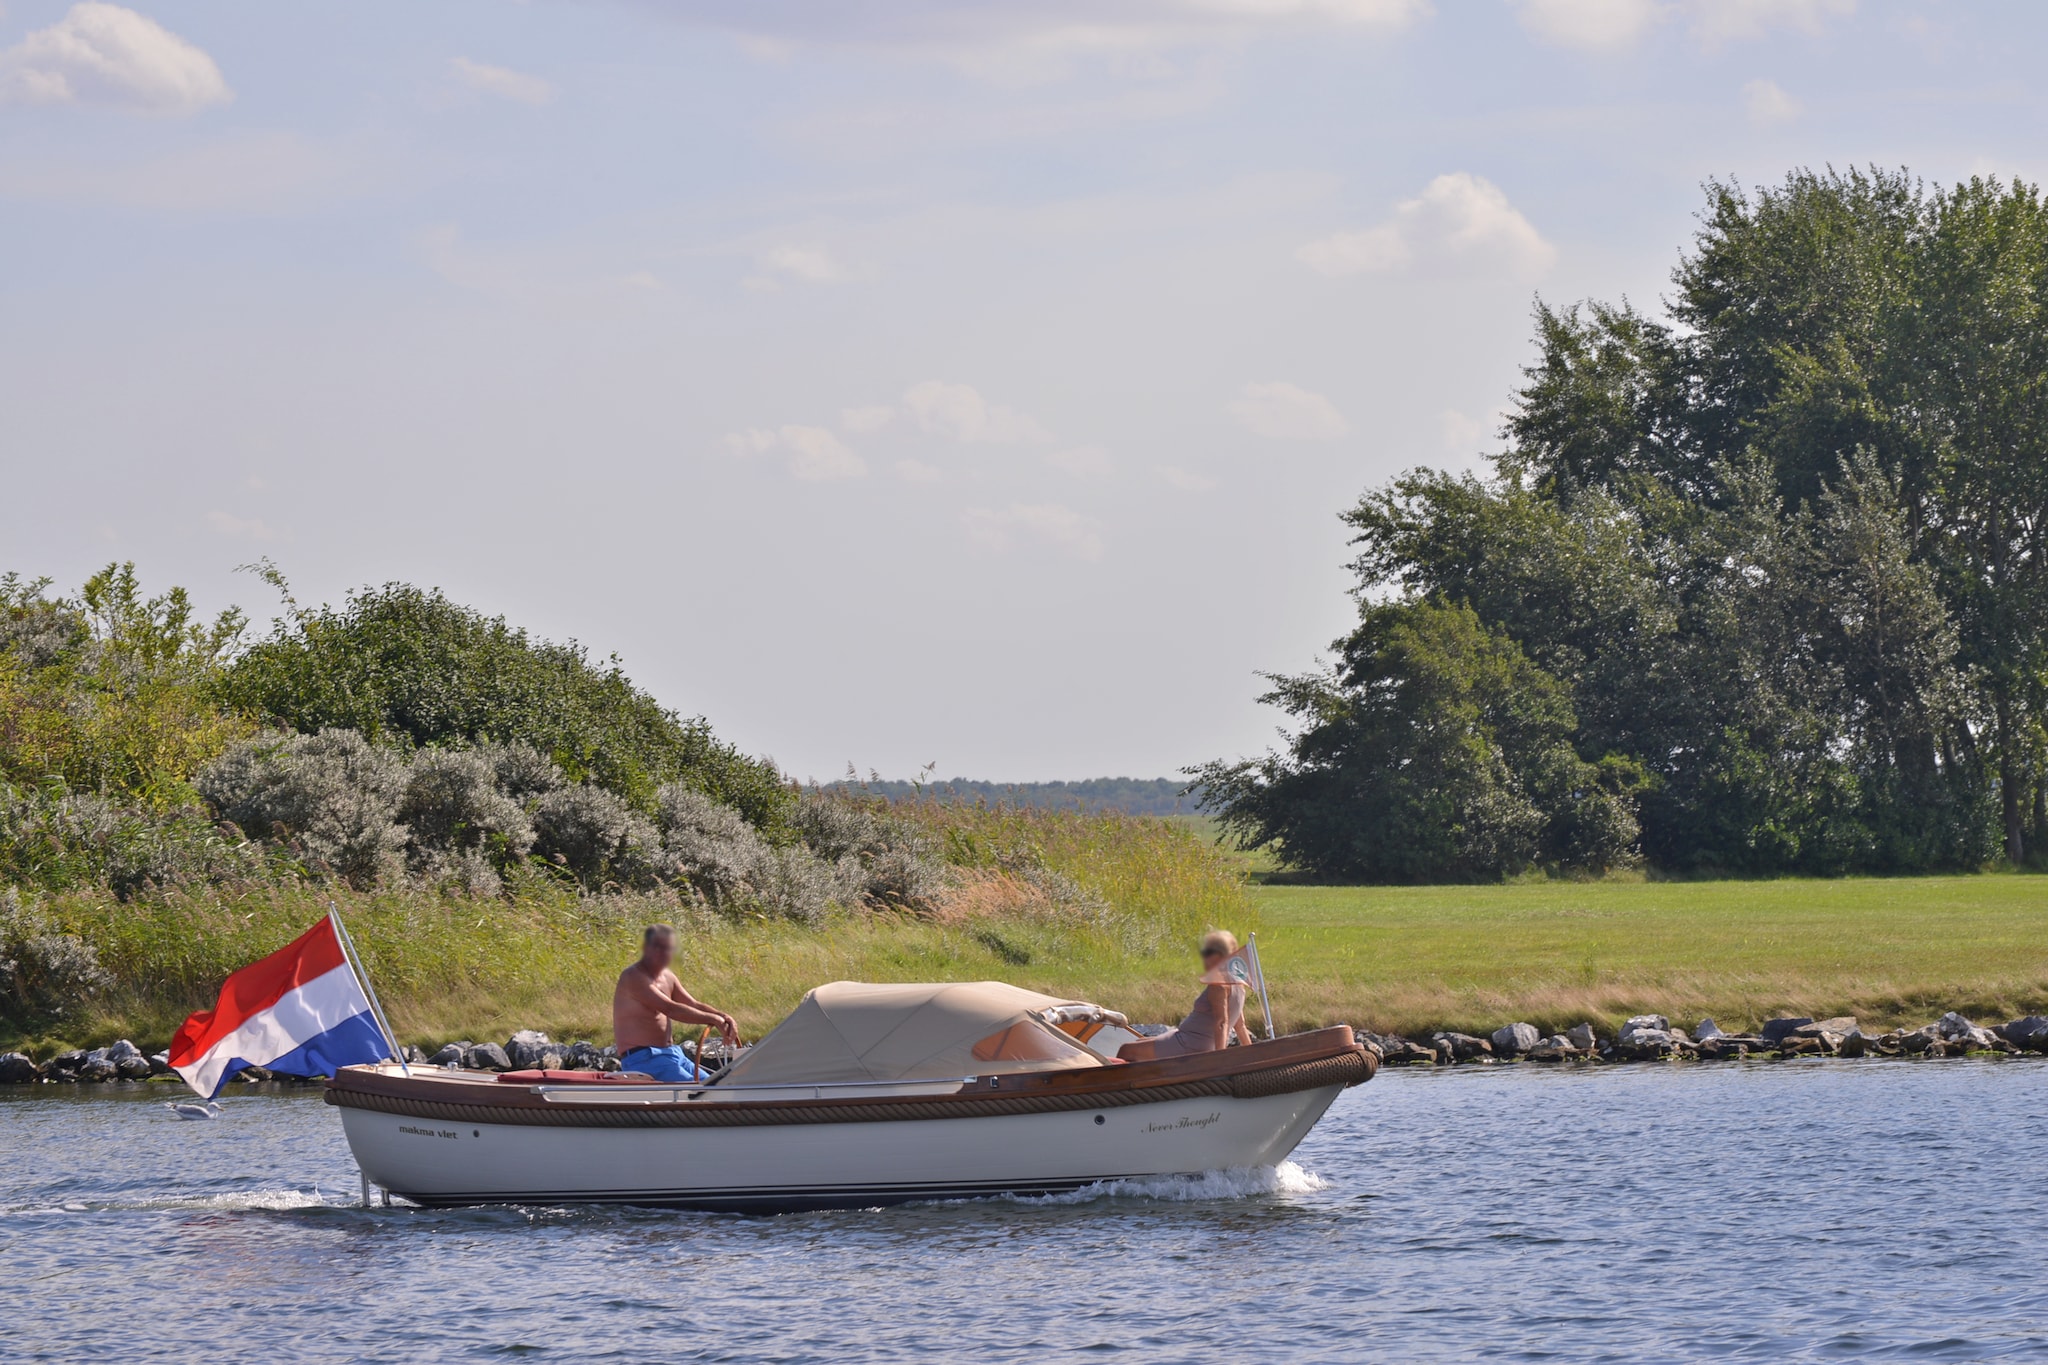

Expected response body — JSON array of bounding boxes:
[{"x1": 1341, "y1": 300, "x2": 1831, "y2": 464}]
[{"x1": 494, "y1": 1069, "x2": 656, "y2": 1084}]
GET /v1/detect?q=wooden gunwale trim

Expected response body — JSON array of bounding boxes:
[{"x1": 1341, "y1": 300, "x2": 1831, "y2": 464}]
[
  {"x1": 325, "y1": 1025, "x2": 1363, "y2": 1116},
  {"x1": 325, "y1": 1048, "x2": 1375, "y2": 1129}
]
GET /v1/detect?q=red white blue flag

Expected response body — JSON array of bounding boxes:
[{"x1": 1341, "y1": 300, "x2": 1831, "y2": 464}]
[{"x1": 169, "y1": 914, "x2": 390, "y2": 1098}]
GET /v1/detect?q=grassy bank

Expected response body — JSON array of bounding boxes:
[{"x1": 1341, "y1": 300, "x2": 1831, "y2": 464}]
[
  {"x1": 2, "y1": 805, "x2": 1254, "y2": 1055},
  {"x1": 12, "y1": 819, "x2": 2046, "y2": 1056},
  {"x1": 1247, "y1": 875, "x2": 2048, "y2": 1038}
]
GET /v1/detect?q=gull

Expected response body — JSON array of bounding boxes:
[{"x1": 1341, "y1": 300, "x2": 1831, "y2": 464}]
[{"x1": 165, "y1": 1100, "x2": 222, "y2": 1120}]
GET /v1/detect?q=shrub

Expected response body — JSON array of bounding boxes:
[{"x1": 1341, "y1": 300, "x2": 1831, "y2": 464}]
[
  {"x1": 533, "y1": 784, "x2": 661, "y2": 891},
  {"x1": 0, "y1": 784, "x2": 271, "y2": 898},
  {"x1": 793, "y1": 793, "x2": 949, "y2": 913},
  {"x1": 1, "y1": 565, "x2": 252, "y2": 808},
  {"x1": 0, "y1": 889, "x2": 113, "y2": 1027},
  {"x1": 400, "y1": 749, "x2": 535, "y2": 866},
  {"x1": 482, "y1": 742, "x2": 565, "y2": 802},
  {"x1": 217, "y1": 579, "x2": 792, "y2": 827},
  {"x1": 198, "y1": 729, "x2": 409, "y2": 888},
  {"x1": 656, "y1": 785, "x2": 767, "y2": 906}
]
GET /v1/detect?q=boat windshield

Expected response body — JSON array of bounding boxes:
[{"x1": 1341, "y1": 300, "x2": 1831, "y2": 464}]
[{"x1": 971, "y1": 1019, "x2": 1099, "y2": 1066}]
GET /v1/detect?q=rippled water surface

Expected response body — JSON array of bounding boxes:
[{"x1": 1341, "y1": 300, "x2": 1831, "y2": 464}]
[{"x1": 4, "y1": 1060, "x2": 2045, "y2": 1362}]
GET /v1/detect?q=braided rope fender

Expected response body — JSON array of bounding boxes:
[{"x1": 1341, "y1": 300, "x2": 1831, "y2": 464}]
[
  {"x1": 326, "y1": 1048, "x2": 1373, "y2": 1130},
  {"x1": 1227, "y1": 1049, "x2": 1373, "y2": 1098}
]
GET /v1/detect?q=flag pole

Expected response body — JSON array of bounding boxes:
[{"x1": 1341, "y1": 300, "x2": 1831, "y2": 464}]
[
  {"x1": 1247, "y1": 933, "x2": 1276, "y2": 1040},
  {"x1": 328, "y1": 902, "x2": 409, "y2": 1075}
]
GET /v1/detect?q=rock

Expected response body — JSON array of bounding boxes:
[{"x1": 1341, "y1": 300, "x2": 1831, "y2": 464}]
[
  {"x1": 236, "y1": 1064, "x2": 274, "y2": 1082},
  {"x1": 107, "y1": 1040, "x2": 152, "y2": 1079},
  {"x1": 1837, "y1": 1031, "x2": 1868, "y2": 1058},
  {"x1": 595, "y1": 1055, "x2": 622, "y2": 1073},
  {"x1": 1615, "y1": 1029, "x2": 1677, "y2": 1060},
  {"x1": 402, "y1": 1045, "x2": 429, "y2": 1064},
  {"x1": 1615, "y1": 1016, "x2": 1681, "y2": 1058},
  {"x1": 465, "y1": 1042, "x2": 512, "y2": 1072},
  {"x1": 429, "y1": 1042, "x2": 471, "y2": 1068},
  {"x1": 565, "y1": 1041, "x2": 607, "y2": 1071},
  {"x1": 1525, "y1": 1035, "x2": 1577, "y2": 1062},
  {"x1": 1900, "y1": 1028, "x2": 1935, "y2": 1054},
  {"x1": 76, "y1": 1048, "x2": 120, "y2": 1082},
  {"x1": 1697, "y1": 1037, "x2": 1749, "y2": 1060},
  {"x1": 1694, "y1": 1017, "x2": 1724, "y2": 1040},
  {"x1": 1430, "y1": 1032, "x2": 1493, "y2": 1061},
  {"x1": 1934, "y1": 1012, "x2": 2002, "y2": 1050},
  {"x1": 1360, "y1": 1033, "x2": 1434, "y2": 1065},
  {"x1": 1760, "y1": 1017, "x2": 1813, "y2": 1044},
  {"x1": 507, "y1": 1030, "x2": 568, "y2": 1071},
  {"x1": 149, "y1": 1050, "x2": 172, "y2": 1076},
  {"x1": 1490, "y1": 1023, "x2": 1541, "y2": 1057},
  {"x1": 1996, "y1": 1016, "x2": 2048, "y2": 1052},
  {"x1": 1792, "y1": 1017, "x2": 1857, "y2": 1039},
  {"x1": 0, "y1": 1052, "x2": 39, "y2": 1084},
  {"x1": 1565, "y1": 1022, "x2": 1598, "y2": 1051}
]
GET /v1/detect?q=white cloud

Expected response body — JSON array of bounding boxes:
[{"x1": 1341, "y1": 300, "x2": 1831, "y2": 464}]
[
  {"x1": 902, "y1": 380, "x2": 1051, "y2": 444},
  {"x1": 962, "y1": 501, "x2": 1104, "y2": 559},
  {"x1": 1509, "y1": 0, "x2": 1664, "y2": 52},
  {"x1": 841, "y1": 404, "x2": 895, "y2": 433},
  {"x1": 725, "y1": 424, "x2": 867, "y2": 480},
  {"x1": 1690, "y1": 0, "x2": 1853, "y2": 47},
  {"x1": 448, "y1": 57, "x2": 555, "y2": 106},
  {"x1": 1742, "y1": 78, "x2": 1802, "y2": 126},
  {"x1": 1155, "y1": 464, "x2": 1218, "y2": 492},
  {"x1": 0, "y1": 3, "x2": 230, "y2": 114},
  {"x1": 206, "y1": 509, "x2": 275, "y2": 541},
  {"x1": 1047, "y1": 445, "x2": 1113, "y2": 477},
  {"x1": 1297, "y1": 172, "x2": 1554, "y2": 278},
  {"x1": 1226, "y1": 381, "x2": 1350, "y2": 441},
  {"x1": 759, "y1": 244, "x2": 854, "y2": 284},
  {"x1": 682, "y1": 0, "x2": 1431, "y2": 84},
  {"x1": 893, "y1": 458, "x2": 944, "y2": 483},
  {"x1": 1510, "y1": 0, "x2": 1854, "y2": 53}
]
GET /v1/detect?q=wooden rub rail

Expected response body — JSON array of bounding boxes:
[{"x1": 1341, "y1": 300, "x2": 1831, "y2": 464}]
[{"x1": 325, "y1": 1048, "x2": 1374, "y2": 1130}]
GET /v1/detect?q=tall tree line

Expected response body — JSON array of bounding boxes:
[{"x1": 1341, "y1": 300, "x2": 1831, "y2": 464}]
[{"x1": 1199, "y1": 168, "x2": 2048, "y2": 880}]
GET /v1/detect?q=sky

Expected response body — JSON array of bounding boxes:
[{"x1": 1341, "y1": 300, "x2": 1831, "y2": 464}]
[{"x1": 3, "y1": 0, "x2": 2043, "y2": 784}]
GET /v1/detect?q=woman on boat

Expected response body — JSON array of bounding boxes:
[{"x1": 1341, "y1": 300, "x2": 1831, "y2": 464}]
[{"x1": 1117, "y1": 930, "x2": 1254, "y2": 1061}]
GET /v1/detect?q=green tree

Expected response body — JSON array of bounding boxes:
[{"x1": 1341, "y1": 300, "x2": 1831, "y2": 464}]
[{"x1": 1193, "y1": 602, "x2": 1639, "y2": 882}]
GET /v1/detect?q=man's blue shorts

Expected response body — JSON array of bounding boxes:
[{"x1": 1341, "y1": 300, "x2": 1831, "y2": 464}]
[{"x1": 620, "y1": 1045, "x2": 704, "y2": 1083}]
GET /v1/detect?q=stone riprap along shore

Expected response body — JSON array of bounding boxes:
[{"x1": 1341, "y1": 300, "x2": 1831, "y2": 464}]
[
  {"x1": 1357, "y1": 1012, "x2": 2048, "y2": 1066},
  {"x1": 0, "y1": 1029, "x2": 624, "y2": 1086},
  {"x1": 2, "y1": 1016, "x2": 2045, "y2": 1087}
]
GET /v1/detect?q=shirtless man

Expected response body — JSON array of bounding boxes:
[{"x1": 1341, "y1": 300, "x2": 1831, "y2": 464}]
[{"x1": 613, "y1": 924, "x2": 739, "y2": 1083}]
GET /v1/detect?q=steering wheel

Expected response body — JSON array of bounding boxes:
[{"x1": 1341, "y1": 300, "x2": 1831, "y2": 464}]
[{"x1": 693, "y1": 1024, "x2": 738, "y2": 1080}]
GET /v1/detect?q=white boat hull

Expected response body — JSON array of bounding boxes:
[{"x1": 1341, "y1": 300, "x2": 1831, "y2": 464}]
[{"x1": 340, "y1": 1083, "x2": 1347, "y2": 1210}]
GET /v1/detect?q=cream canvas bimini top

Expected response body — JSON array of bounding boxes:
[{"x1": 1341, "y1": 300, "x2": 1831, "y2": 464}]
[{"x1": 718, "y1": 980, "x2": 1109, "y2": 1087}]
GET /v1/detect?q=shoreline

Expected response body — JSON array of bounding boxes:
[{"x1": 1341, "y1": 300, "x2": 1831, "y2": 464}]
[{"x1": 5, "y1": 1010, "x2": 2043, "y2": 1088}]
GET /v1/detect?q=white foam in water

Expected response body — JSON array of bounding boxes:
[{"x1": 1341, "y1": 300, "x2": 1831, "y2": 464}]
[{"x1": 995, "y1": 1161, "x2": 1327, "y2": 1207}]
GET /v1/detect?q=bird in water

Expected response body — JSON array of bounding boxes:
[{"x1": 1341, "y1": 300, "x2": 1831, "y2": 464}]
[{"x1": 165, "y1": 1100, "x2": 222, "y2": 1120}]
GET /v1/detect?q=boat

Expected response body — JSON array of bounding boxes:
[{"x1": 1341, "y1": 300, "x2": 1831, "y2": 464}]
[{"x1": 326, "y1": 980, "x2": 1376, "y2": 1211}]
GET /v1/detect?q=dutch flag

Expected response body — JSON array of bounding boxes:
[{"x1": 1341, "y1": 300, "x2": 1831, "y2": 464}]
[{"x1": 169, "y1": 912, "x2": 394, "y2": 1098}]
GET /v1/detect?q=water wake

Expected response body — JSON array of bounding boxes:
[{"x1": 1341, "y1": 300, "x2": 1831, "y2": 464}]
[{"x1": 997, "y1": 1161, "x2": 1327, "y2": 1207}]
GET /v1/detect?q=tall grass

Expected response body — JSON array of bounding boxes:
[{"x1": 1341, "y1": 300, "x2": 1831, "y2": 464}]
[{"x1": 5, "y1": 804, "x2": 1256, "y2": 1054}]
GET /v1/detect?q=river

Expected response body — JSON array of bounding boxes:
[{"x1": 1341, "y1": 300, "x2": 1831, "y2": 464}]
[{"x1": 4, "y1": 1058, "x2": 2043, "y2": 1362}]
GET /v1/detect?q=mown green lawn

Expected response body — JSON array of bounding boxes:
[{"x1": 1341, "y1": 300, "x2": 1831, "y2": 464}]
[{"x1": 1245, "y1": 874, "x2": 2048, "y2": 1038}]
